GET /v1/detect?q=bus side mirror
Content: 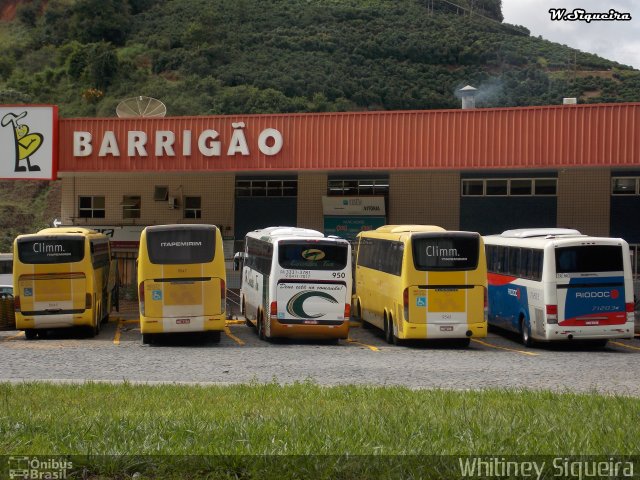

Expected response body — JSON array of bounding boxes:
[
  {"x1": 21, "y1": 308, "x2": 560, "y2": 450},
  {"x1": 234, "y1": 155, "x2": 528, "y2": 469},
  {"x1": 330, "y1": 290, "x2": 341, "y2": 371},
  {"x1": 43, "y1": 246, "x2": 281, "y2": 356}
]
[{"x1": 233, "y1": 252, "x2": 244, "y2": 271}]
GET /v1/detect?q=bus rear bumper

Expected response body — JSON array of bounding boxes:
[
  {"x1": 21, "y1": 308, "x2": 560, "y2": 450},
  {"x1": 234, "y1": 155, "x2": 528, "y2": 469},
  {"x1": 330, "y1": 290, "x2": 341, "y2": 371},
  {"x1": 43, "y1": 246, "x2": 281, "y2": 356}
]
[
  {"x1": 543, "y1": 322, "x2": 635, "y2": 341},
  {"x1": 269, "y1": 319, "x2": 349, "y2": 339},
  {"x1": 141, "y1": 315, "x2": 225, "y2": 333},
  {"x1": 16, "y1": 313, "x2": 92, "y2": 329},
  {"x1": 400, "y1": 321, "x2": 487, "y2": 340}
]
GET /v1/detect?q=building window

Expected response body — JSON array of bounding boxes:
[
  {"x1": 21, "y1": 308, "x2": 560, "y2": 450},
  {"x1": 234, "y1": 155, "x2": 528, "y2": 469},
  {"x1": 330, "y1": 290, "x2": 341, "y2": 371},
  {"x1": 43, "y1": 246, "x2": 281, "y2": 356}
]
[
  {"x1": 122, "y1": 196, "x2": 141, "y2": 219},
  {"x1": 461, "y1": 179, "x2": 484, "y2": 196},
  {"x1": 461, "y1": 178, "x2": 557, "y2": 197},
  {"x1": 612, "y1": 177, "x2": 639, "y2": 195},
  {"x1": 78, "y1": 196, "x2": 105, "y2": 218},
  {"x1": 184, "y1": 196, "x2": 202, "y2": 219},
  {"x1": 235, "y1": 179, "x2": 297, "y2": 197},
  {"x1": 153, "y1": 186, "x2": 169, "y2": 201},
  {"x1": 327, "y1": 178, "x2": 389, "y2": 196},
  {"x1": 485, "y1": 179, "x2": 508, "y2": 196}
]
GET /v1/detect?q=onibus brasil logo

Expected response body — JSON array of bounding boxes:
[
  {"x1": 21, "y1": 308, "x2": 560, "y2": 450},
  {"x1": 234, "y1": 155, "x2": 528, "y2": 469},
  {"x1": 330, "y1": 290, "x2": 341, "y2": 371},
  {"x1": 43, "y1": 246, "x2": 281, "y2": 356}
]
[
  {"x1": 286, "y1": 291, "x2": 338, "y2": 319},
  {"x1": 1, "y1": 111, "x2": 44, "y2": 172}
]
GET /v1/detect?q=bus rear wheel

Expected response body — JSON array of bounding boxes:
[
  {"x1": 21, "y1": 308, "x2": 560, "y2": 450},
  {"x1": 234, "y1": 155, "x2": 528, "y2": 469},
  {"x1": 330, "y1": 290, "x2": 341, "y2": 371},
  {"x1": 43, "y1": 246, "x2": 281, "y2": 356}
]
[
  {"x1": 142, "y1": 333, "x2": 155, "y2": 345},
  {"x1": 358, "y1": 301, "x2": 371, "y2": 329},
  {"x1": 520, "y1": 317, "x2": 533, "y2": 347},
  {"x1": 209, "y1": 331, "x2": 222, "y2": 343},
  {"x1": 384, "y1": 316, "x2": 394, "y2": 344},
  {"x1": 24, "y1": 329, "x2": 37, "y2": 340},
  {"x1": 257, "y1": 313, "x2": 265, "y2": 340}
]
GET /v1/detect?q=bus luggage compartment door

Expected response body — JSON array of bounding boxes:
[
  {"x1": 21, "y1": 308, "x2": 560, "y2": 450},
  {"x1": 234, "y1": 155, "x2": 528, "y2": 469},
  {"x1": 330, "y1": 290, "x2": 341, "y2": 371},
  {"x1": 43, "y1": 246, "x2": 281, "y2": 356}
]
[
  {"x1": 276, "y1": 282, "x2": 347, "y2": 323},
  {"x1": 144, "y1": 277, "x2": 223, "y2": 318},
  {"x1": 18, "y1": 273, "x2": 87, "y2": 314},
  {"x1": 407, "y1": 284, "x2": 482, "y2": 324}
]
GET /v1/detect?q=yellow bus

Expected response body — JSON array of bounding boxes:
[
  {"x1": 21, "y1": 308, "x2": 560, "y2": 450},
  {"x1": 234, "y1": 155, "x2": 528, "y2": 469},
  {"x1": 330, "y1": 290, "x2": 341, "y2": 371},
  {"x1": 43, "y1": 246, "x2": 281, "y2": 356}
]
[
  {"x1": 14, "y1": 227, "x2": 113, "y2": 339},
  {"x1": 354, "y1": 225, "x2": 487, "y2": 346},
  {"x1": 137, "y1": 224, "x2": 226, "y2": 345}
]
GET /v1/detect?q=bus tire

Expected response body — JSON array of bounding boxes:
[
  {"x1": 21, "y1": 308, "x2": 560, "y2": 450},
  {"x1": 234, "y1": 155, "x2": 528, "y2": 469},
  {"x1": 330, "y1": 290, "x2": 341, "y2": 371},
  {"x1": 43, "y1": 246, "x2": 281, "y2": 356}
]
[
  {"x1": 589, "y1": 339, "x2": 608, "y2": 349},
  {"x1": 384, "y1": 315, "x2": 394, "y2": 344},
  {"x1": 24, "y1": 329, "x2": 37, "y2": 340},
  {"x1": 520, "y1": 316, "x2": 533, "y2": 347},
  {"x1": 455, "y1": 337, "x2": 471, "y2": 348},
  {"x1": 257, "y1": 312, "x2": 265, "y2": 340},
  {"x1": 142, "y1": 333, "x2": 154, "y2": 345},
  {"x1": 358, "y1": 300, "x2": 371, "y2": 329},
  {"x1": 209, "y1": 331, "x2": 222, "y2": 343}
]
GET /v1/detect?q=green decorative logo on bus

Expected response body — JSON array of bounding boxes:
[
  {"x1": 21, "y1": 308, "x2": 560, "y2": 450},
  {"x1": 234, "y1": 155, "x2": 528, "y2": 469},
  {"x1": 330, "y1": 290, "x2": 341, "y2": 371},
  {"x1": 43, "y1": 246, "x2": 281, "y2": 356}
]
[
  {"x1": 301, "y1": 249, "x2": 325, "y2": 261},
  {"x1": 286, "y1": 291, "x2": 337, "y2": 319}
]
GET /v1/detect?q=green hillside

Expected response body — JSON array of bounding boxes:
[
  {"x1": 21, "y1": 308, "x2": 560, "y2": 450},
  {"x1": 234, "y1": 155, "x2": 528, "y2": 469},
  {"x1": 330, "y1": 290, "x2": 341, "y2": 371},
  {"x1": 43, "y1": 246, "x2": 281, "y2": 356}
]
[
  {"x1": 0, "y1": 0, "x2": 639, "y2": 251},
  {"x1": 1, "y1": 0, "x2": 639, "y2": 118}
]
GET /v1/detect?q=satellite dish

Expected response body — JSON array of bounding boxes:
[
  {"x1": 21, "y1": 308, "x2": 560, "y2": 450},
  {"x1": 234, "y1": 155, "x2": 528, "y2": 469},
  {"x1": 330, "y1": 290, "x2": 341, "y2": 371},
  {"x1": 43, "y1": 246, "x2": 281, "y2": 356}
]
[{"x1": 116, "y1": 96, "x2": 167, "y2": 118}]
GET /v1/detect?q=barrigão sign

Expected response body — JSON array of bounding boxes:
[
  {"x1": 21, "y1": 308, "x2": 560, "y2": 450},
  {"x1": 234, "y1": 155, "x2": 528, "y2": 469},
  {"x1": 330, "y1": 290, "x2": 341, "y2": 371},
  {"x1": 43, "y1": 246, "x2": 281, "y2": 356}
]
[{"x1": 73, "y1": 121, "x2": 283, "y2": 158}]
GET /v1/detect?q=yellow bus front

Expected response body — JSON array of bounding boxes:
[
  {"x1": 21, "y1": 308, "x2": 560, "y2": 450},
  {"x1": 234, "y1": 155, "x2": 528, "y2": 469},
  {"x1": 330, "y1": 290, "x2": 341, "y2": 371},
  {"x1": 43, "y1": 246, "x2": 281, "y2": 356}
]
[
  {"x1": 14, "y1": 234, "x2": 96, "y2": 332},
  {"x1": 399, "y1": 232, "x2": 487, "y2": 340},
  {"x1": 138, "y1": 225, "x2": 226, "y2": 340}
]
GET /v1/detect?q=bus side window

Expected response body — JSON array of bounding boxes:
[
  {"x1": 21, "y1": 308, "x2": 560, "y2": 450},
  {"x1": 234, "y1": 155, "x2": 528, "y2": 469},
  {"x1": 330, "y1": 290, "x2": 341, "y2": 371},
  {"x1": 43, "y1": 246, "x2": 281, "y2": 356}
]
[
  {"x1": 520, "y1": 248, "x2": 531, "y2": 279},
  {"x1": 531, "y1": 250, "x2": 542, "y2": 281}
]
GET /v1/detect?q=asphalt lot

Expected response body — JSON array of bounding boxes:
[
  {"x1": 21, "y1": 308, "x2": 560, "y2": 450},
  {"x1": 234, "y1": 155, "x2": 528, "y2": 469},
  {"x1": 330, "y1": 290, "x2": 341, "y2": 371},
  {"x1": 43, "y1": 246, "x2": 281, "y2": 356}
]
[{"x1": 1, "y1": 310, "x2": 639, "y2": 396}]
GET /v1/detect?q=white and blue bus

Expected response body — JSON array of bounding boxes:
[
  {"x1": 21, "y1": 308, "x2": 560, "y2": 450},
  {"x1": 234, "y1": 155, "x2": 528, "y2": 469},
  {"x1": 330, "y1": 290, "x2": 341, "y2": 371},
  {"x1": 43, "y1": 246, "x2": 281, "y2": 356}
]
[{"x1": 484, "y1": 228, "x2": 635, "y2": 347}]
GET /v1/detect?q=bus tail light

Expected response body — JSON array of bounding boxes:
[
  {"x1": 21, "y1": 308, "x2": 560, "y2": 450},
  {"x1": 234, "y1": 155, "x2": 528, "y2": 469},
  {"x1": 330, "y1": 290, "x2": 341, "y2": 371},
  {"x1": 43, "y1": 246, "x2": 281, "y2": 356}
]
[
  {"x1": 626, "y1": 302, "x2": 635, "y2": 322},
  {"x1": 14, "y1": 296, "x2": 20, "y2": 312},
  {"x1": 221, "y1": 279, "x2": 226, "y2": 308},
  {"x1": 484, "y1": 287, "x2": 488, "y2": 322},
  {"x1": 85, "y1": 293, "x2": 92, "y2": 310},
  {"x1": 403, "y1": 288, "x2": 409, "y2": 322},
  {"x1": 270, "y1": 301, "x2": 278, "y2": 317},
  {"x1": 344, "y1": 303, "x2": 351, "y2": 320},
  {"x1": 139, "y1": 283, "x2": 145, "y2": 316},
  {"x1": 546, "y1": 304, "x2": 558, "y2": 324}
]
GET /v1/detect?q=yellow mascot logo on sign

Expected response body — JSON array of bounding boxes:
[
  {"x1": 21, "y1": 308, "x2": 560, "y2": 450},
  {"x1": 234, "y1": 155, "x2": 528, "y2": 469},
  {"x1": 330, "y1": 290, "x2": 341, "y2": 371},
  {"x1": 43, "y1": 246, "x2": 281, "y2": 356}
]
[{"x1": 1, "y1": 111, "x2": 44, "y2": 172}]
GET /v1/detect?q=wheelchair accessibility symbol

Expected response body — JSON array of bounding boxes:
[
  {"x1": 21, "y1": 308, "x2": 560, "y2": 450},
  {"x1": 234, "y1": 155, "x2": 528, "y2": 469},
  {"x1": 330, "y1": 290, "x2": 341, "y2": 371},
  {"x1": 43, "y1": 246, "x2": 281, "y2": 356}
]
[
  {"x1": 152, "y1": 290, "x2": 162, "y2": 301},
  {"x1": 416, "y1": 296, "x2": 426, "y2": 307}
]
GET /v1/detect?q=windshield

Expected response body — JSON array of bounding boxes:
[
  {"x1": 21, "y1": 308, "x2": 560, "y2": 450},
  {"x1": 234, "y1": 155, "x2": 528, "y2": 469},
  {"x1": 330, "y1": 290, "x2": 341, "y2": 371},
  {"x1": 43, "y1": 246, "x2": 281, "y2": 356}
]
[
  {"x1": 147, "y1": 227, "x2": 216, "y2": 265},
  {"x1": 17, "y1": 237, "x2": 85, "y2": 264},
  {"x1": 278, "y1": 241, "x2": 349, "y2": 270},
  {"x1": 412, "y1": 233, "x2": 480, "y2": 271},
  {"x1": 555, "y1": 245, "x2": 623, "y2": 273}
]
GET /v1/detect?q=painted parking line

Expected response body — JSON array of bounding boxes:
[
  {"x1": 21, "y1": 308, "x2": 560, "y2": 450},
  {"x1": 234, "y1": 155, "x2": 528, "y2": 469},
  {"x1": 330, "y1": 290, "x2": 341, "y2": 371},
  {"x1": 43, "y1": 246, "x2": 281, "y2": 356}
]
[
  {"x1": 113, "y1": 318, "x2": 123, "y2": 346},
  {"x1": 225, "y1": 319, "x2": 246, "y2": 326},
  {"x1": 346, "y1": 338, "x2": 380, "y2": 352},
  {"x1": 224, "y1": 326, "x2": 245, "y2": 346},
  {"x1": 471, "y1": 338, "x2": 540, "y2": 356},
  {"x1": 611, "y1": 341, "x2": 640, "y2": 351},
  {"x1": 1, "y1": 331, "x2": 24, "y2": 342}
]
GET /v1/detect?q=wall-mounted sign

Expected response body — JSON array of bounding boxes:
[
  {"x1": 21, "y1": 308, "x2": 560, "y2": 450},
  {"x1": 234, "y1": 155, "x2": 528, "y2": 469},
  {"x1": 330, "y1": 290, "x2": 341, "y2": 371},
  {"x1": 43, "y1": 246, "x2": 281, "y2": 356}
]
[
  {"x1": 0, "y1": 105, "x2": 58, "y2": 180},
  {"x1": 73, "y1": 121, "x2": 283, "y2": 159},
  {"x1": 324, "y1": 216, "x2": 386, "y2": 241},
  {"x1": 322, "y1": 196, "x2": 386, "y2": 216}
]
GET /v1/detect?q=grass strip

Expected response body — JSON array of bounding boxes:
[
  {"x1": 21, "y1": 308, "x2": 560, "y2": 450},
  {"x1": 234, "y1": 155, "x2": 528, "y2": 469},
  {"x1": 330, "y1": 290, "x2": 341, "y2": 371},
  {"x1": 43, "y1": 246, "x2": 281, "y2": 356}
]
[{"x1": 0, "y1": 381, "x2": 638, "y2": 478}]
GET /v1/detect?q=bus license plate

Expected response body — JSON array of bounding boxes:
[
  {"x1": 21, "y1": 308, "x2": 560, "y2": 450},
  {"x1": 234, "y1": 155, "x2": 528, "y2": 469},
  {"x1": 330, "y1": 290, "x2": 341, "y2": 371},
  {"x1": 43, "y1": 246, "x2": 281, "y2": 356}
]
[
  {"x1": 440, "y1": 326, "x2": 453, "y2": 332},
  {"x1": 176, "y1": 318, "x2": 190, "y2": 325}
]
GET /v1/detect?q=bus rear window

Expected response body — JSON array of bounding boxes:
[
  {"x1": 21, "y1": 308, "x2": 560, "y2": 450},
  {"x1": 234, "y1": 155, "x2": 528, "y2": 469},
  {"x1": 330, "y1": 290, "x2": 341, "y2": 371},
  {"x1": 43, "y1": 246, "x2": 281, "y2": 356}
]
[
  {"x1": 17, "y1": 238, "x2": 85, "y2": 264},
  {"x1": 278, "y1": 242, "x2": 348, "y2": 270},
  {"x1": 412, "y1": 234, "x2": 480, "y2": 271},
  {"x1": 555, "y1": 245, "x2": 623, "y2": 273},
  {"x1": 147, "y1": 228, "x2": 215, "y2": 265}
]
